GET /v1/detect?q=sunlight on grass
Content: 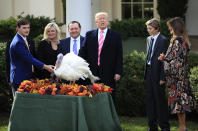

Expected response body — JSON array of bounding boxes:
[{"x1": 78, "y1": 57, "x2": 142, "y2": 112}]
[
  {"x1": 0, "y1": 126, "x2": 8, "y2": 131},
  {"x1": 120, "y1": 116, "x2": 198, "y2": 131},
  {"x1": 1, "y1": 114, "x2": 198, "y2": 131}
]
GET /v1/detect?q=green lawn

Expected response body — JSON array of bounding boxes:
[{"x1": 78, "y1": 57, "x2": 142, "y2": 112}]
[
  {"x1": 0, "y1": 113, "x2": 9, "y2": 131},
  {"x1": 120, "y1": 116, "x2": 198, "y2": 131},
  {"x1": 123, "y1": 37, "x2": 146, "y2": 55},
  {"x1": 1, "y1": 114, "x2": 198, "y2": 131}
]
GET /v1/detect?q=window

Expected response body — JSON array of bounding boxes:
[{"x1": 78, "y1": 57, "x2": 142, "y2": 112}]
[{"x1": 122, "y1": 0, "x2": 153, "y2": 19}]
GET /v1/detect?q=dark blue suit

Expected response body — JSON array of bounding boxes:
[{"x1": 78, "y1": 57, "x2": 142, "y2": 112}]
[
  {"x1": 79, "y1": 29, "x2": 123, "y2": 101},
  {"x1": 58, "y1": 36, "x2": 84, "y2": 55},
  {"x1": 145, "y1": 34, "x2": 170, "y2": 131},
  {"x1": 10, "y1": 33, "x2": 44, "y2": 89}
]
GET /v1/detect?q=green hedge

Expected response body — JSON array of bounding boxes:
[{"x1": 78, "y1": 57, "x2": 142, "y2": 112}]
[
  {"x1": 190, "y1": 66, "x2": 198, "y2": 92},
  {"x1": 0, "y1": 42, "x2": 12, "y2": 112},
  {"x1": 0, "y1": 15, "x2": 53, "y2": 42},
  {"x1": 110, "y1": 18, "x2": 171, "y2": 40},
  {"x1": 0, "y1": 17, "x2": 17, "y2": 42},
  {"x1": 115, "y1": 51, "x2": 146, "y2": 116},
  {"x1": 190, "y1": 66, "x2": 198, "y2": 112}
]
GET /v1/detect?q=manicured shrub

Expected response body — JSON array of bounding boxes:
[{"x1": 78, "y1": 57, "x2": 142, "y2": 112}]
[
  {"x1": 0, "y1": 17, "x2": 17, "y2": 42},
  {"x1": 189, "y1": 52, "x2": 198, "y2": 69},
  {"x1": 0, "y1": 15, "x2": 53, "y2": 42},
  {"x1": 190, "y1": 66, "x2": 198, "y2": 112},
  {"x1": 115, "y1": 51, "x2": 146, "y2": 116},
  {"x1": 0, "y1": 42, "x2": 12, "y2": 112},
  {"x1": 110, "y1": 18, "x2": 170, "y2": 40}
]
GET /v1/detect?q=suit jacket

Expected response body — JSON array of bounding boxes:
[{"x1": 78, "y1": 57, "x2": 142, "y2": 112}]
[
  {"x1": 5, "y1": 38, "x2": 36, "y2": 83},
  {"x1": 58, "y1": 36, "x2": 84, "y2": 55},
  {"x1": 79, "y1": 29, "x2": 123, "y2": 88},
  {"x1": 10, "y1": 33, "x2": 44, "y2": 85},
  {"x1": 144, "y1": 34, "x2": 169, "y2": 82}
]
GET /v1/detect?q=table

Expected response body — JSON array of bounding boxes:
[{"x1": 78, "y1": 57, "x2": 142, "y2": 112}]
[{"x1": 8, "y1": 92, "x2": 122, "y2": 131}]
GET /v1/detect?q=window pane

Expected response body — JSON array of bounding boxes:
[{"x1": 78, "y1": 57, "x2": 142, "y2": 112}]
[
  {"x1": 122, "y1": 0, "x2": 131, "y2": 2},
  {"x1": 144, "y1": 4, "x2": 153, "y2": 18},
  {"x1": 144, "y1": 0, "x2": 153, "y2": 2},
  {"x1": 133, "y1": 0, "x2": 142, "y2": 2},
  {"x1": 133, "y1": 4, "x2": 142, "y2": 18},
  {"x1": 122, "y1": 4, "x2": 131, "y2": 19}
]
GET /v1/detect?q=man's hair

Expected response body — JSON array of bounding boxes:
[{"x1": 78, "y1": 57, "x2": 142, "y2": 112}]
[
  {"x1": 145, "y1": 18, "x2": 160, "y2": 31},
  {"x1": 68, "y1": 21, "x2": 81, "y2": 28},
  {"x1": 16, "y1": 18, "x2": 30, "y2": 28},
  {"x1": 95, "y1": 12, "x2": 108, "y2": 21}
]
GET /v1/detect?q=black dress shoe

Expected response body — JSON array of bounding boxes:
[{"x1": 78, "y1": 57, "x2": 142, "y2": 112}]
[{"x1": 148, "y1": 128, "x2": 158, "y2": 131}]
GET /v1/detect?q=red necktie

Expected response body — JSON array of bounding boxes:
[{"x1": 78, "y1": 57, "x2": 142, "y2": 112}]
[{"x1": 98, "y1": 30, "x2": 104, "y2": 65}]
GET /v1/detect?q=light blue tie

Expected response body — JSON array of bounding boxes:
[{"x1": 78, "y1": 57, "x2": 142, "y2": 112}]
[{"x1": 73, "y1": 39, "x2": 77, "y2": 55}]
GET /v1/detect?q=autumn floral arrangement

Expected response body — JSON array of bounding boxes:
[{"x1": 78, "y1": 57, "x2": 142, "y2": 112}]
[{"x1": 17, "y1": 79, "x2": 113, "y2": 97}]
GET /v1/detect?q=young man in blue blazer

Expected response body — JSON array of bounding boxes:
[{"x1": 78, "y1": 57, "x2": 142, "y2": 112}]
[{"x1": 10, "y1": 18, "x2": 54, "y2": 97}]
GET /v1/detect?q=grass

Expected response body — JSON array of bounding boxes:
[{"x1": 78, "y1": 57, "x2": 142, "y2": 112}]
[
  {"x1": 123, "y1": 37, "x2": 146, "y2": 55},
  {"x1": 0, "y1": 113, "x2": 9, "y2": 131},
  {"x1": 1, "y1": 114, "x2": 198, "y2": 131},
  {"x1": 120, "y1": 116, "x2": 198, "y2": 131}
]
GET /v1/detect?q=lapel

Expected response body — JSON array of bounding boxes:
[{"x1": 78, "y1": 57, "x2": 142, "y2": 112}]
[
  {"x1": 66, "y1": 37, "x2": 70, "y2": 53},
  {"x1": 151, "y1": 34, "x2": 161, "y2": 58},
  {"x1": 94, "y1": 29, "x2": 99, "y2": 51},
  {"x1": 80, "y1": 36, "x2": 84, "y2": 47},
  {"x1": 153, "y1": 34, "x2": 161, "y2": 53},
  {"x1": 17, "y1": 33, "x2": 28, "y2": 50}
]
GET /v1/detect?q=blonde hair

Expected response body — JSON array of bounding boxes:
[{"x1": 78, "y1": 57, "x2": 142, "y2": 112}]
[
  {"x1": 95, "y1": 12, "x2": 108, "y2": 21},
  {"x1": 43, "y1": 22, "x2": 61, "y2": 42},
  {"x1": 167, "y1": 17, "x2": 191, "y2": 48},
  {"x1": 145, "y1": 18, "x2": 160, "y2": 31}
]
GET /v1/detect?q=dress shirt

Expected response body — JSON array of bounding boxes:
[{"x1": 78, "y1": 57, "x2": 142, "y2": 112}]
[
  {"x1": 98, "y1": 28, "x2": 107, "y2": 41},
  {"x1": 70, "y1": 36, "x2": 81, "y2": 54}
]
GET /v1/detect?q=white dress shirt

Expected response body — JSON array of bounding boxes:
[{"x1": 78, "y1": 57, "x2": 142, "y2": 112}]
[{"x1": 98, "y1": 28, "x2": 108, "y2": 42}]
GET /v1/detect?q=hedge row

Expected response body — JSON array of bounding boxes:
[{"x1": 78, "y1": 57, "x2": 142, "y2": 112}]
[
  {"x1": 110, "y1": 18, "x2": 171, "y2": 40},
  {"x1": 0, "y1": 15, "x2": 53, "y2": 42}
]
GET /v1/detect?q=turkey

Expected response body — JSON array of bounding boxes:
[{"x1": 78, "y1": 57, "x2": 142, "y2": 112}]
[{"x1": 54, "y1": 53, "x2": 99, "y2": 83}]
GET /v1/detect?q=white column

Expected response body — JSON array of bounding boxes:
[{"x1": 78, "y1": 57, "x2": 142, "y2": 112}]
[{"x1": 66, "y1": 0, "x2": 92, "y2": 37}]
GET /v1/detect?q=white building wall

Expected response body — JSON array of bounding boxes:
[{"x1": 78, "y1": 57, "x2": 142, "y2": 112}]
[
  {"x1": 66, "y1": 0, "x2": 92, "y2": 37},
  {"x1": 29, "y1": 0, "x2": 54, "y2": 19},
  {"x1": 186, "y1": 0, "x2": 198, "y2": 36},
  {"x1": 0, "y1": 0, "x2": 13, "y2": 19},
  {"x1": 0, "y1": 0, "x2": 54, "y2": 20}
]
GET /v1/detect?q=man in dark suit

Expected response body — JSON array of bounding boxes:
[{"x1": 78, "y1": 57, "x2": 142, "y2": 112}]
[
  {"x1": 144, "y1": 18, "x2": 170, "y2": 131},
  {"x1": 58, "y1": 21, "x2": 84, "y2": 55},
  {"x1": 79, "y1": 12, "x2": 123, "y2": 101},
  {"x1": 10, "y1": 18, "x2": 54, "y2": 97}
]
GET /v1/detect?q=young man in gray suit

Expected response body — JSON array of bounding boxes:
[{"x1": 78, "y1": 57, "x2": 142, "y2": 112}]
[{"x1": 144, "y1": 18, "x2": 170, "y2": 131}]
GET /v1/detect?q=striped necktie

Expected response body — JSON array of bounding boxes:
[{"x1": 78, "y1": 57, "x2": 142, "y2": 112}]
[
  {"x1": 98, "y1": 30, "x2": 104, "y2": 65},
  {"x1": 147, "y1": 37, "x2": 154, "y2": 64}
]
